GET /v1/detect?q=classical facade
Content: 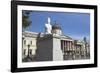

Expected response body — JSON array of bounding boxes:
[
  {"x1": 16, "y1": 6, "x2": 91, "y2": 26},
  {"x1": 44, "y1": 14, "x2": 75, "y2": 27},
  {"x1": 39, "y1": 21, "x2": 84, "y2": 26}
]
[{"x1": 22, "y1": 17, "x2": 90, "y2": 62}]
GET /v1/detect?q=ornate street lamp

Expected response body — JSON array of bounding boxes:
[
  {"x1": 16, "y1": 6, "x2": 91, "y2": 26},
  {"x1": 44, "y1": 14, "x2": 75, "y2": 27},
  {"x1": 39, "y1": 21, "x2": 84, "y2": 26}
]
[
  {"x1": 27, "y1": 44, "x2": 30, "y2": 58},
  {"x1": 22, "y1": 37, "x2": 25, "y2": 49},
  {"x1": 24, "y1": 44, "x2": 32, "y2": 62}
]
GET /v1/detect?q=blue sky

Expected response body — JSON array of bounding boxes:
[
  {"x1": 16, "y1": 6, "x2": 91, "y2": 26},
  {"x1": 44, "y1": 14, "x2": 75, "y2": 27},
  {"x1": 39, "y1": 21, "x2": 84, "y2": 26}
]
[{"x1": 23, "y1": 10, "x2": 90, "y2": 40}]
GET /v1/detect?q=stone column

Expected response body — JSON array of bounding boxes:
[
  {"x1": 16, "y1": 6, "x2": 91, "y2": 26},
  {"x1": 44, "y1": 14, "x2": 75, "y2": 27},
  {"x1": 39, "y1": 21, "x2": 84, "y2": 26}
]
[
  {"x1": 70, "y1": 41, "x2": 72, "y2": 56},
  {"x1": 72, "y1": 41, "x2": 74, "y2": 51},
  {"x1": 67, "y1": 41, "x2": 69, "y2": 51},
  {"x1": 66, "y1": 41, "x2": 67, "y2": 52},
  {"x1": 67, "y1": 41, "x2": 68, "y2": 51},
  {"x1": 69, "y1": 41, "x2": 71, "y2": 51},
  {"x1": 70, "y1": 41, "x2": 72, "y2": 50},
  {"x1": 71, "y1": 41, "x2": 73, "y2": 50},
  {"x1": 65, "y1": 41, "x2": 67, "y2": 52}
]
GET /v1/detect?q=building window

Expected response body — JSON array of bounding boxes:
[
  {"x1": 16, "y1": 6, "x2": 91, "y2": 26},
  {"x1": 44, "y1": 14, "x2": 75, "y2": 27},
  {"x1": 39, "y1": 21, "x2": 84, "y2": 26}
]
[
  {"x1": 30, "y1": 41, "x2": 32, "y2": 45},
  {"x1": 29, "y1": 49, "x2": 32, "y2": 55},
  {"x1": 24, "y1": 49, "x2": 26, "y2": 55},
  {"x1": 24, "y1": 40, "x2": 26, "y2": 45}
]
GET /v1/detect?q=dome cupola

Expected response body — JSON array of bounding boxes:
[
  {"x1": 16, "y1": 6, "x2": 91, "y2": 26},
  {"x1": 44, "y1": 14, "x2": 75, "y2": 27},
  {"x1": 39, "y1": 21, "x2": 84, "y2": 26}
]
[
  {"x1": 52, "y1": 24, "x2": 61, "y2": 30},
  {"x1": 52, "y1": 23, "x2": 62, "y2": 35}
]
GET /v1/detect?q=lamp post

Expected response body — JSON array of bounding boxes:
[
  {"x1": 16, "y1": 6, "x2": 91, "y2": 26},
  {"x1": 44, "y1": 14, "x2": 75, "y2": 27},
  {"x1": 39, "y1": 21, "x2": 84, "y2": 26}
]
[
  {"x1": 22, "y1": 37, "x2": 25, "y2": 61},
  {"x1": 24, "y1": 44, "x2": 31, "y2": 62},
  {"x1": 27, "y1": 44, "x2": 30, "y2": 58}
]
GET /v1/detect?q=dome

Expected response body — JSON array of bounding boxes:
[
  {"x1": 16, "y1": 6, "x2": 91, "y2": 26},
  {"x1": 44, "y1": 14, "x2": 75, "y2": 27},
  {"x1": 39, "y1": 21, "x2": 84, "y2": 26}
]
[{"x1": 52, "y1": 24, "x2": 61, "y2": 30}]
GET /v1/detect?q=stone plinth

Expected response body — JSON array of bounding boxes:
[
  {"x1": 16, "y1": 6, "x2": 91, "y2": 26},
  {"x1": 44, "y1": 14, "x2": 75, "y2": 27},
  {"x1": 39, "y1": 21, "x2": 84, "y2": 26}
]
[{"x1": 35, "y1": 34, "x2": 63, "y2": 61}]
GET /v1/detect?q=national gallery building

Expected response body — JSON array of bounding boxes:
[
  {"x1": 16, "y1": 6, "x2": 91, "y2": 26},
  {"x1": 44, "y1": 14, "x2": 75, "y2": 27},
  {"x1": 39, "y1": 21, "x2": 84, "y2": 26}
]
[{"x1": 22, "y1": 17, "x2": 90, "y2": 62}]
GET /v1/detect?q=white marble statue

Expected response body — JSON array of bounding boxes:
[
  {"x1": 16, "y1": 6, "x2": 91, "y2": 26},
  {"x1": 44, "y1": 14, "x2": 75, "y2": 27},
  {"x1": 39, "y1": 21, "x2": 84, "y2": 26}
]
[{"x1": 45, "y1": 17, "x2": 52, "y2": 34}]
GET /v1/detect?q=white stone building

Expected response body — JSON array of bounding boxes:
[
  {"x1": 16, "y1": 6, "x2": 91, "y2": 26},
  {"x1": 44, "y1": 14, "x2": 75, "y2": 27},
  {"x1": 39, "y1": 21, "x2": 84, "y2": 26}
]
[{"x1": 22, "y1": 17, "x2": 90, "y2": 62}]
